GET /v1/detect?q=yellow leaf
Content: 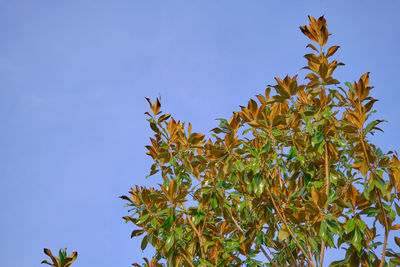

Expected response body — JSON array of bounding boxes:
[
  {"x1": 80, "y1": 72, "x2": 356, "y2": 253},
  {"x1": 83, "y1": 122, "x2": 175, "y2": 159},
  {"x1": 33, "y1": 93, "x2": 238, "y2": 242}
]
[{"x1": 278, "y1": 226, "x2": 290, "y2": 241}]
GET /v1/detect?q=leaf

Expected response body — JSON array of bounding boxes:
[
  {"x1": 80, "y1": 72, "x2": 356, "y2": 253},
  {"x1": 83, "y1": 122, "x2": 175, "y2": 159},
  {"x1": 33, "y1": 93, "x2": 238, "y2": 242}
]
[
  {"x1": 326, "y1": 46, "x2": 340, "y2": 58},
  {"x1": 210, "y1": 193, "x2": 218, "y2": 209},
  {"x1": 319, "y1": 220, "x2": 328, "y2": 241},
  {"x1": 288, "y1": 146, "x2": 297, "y2": 160},
  {"x1": 351, "y1": 227, "x2": 363, "y2": 252},
  {"x1": 174, "y1": 227, "x2": 184, "y2": 240},
  {"x1": 395, "y1": 236, "x2": 400, "y2": 247},
  {"x1": 395, "y1": 203, "x2": 400, "y2": 216},
  {"x1": 356, "y1": 219, "x2": 367, "y2": 232},
  {"x1": 198, "y1": 259, "x2": 213, "y2": 266},
  {"x1": 390, "y1": 258, "x2": 400, "y2": 265},
  {"x1": 60, "y1": 252, "x2": 77, "y2": 267},
  {"x1": 43, "y1": 249, "x2": 60, "y2": 267},
  {"x1": 346, "y1": 218, "x2": 356, "y2": 233},
  {"x1": 135, "y1": 214, "x2": 150, "y2": 225},
  {"x1": 158, "y1": 114, "x2": 171, "y2": 124},
  {"x1": 131, "y1": 229, "x2": 144, "y2": 238},
  {"x1": 165, "y1": 234, "x2": 175, "y2": 252},
  {"x1": 345, "y1": 82, "x2": 356, "y2": 94},
  {"x1": 141, "y1": 235, "x2": 148, "y2": 250},
  {"x1": 161, "y1": 215, "x2": 174, "y2": 229},
  {"x1": 326, "y1": 220, "x2": 342, "y2": 235},
  {"x1": 306, "y1": 43, "x2": 319, "y2": 52},
  {"x1": 363, "y1": 120, "x2": 385, "y2": 136},
  {"x1": 278, "y1": 226, "x2": 290, "y2": 241},
  {"x1": 391, "y1": 224, "x2": 400, "y2": 231},
  {"x1": 272, "y1": 129, "x2": 282, "y2": 137}
]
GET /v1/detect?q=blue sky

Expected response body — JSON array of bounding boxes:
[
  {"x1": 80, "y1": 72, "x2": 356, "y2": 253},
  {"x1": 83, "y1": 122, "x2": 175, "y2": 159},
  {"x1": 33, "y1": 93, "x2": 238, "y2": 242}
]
[{"x1": 0, "y1": 1, "x2": 399, "y2": 266}]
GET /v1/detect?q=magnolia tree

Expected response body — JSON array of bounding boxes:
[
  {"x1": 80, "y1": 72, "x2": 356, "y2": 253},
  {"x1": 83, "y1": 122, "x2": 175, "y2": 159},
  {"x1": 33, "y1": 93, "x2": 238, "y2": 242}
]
[{"x1": 122, "y1": 16, "x2": 400, "y2": 266}]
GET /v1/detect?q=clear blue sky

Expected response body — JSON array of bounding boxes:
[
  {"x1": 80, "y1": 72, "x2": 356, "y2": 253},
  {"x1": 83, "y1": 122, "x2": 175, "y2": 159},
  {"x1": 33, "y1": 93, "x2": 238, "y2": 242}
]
[{"x1": 0, "y1": 1, "x2": 399, "y2": 266}]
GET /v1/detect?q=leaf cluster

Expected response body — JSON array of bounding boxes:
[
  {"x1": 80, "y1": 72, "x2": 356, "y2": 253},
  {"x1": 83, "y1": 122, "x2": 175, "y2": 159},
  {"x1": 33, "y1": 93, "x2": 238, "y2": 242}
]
[{"x1": 41, "y1": 248, "x2": 78, "y2": 267}]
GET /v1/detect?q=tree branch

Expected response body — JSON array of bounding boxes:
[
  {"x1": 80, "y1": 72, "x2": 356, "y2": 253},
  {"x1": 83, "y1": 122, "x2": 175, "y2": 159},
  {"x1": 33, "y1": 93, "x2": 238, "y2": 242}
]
[
  {"x1": 360, "y1": 137, "x2": 390, "y2": 267},
  {"x1": 319, "y1": 136, "x2": 330, "y2": 267},
  {"x1": 181, "y1": 203, "x2": 205, "y2": 259},
  {"x1": 268, "y1": 189, "x2": 316, "y2": 267}
]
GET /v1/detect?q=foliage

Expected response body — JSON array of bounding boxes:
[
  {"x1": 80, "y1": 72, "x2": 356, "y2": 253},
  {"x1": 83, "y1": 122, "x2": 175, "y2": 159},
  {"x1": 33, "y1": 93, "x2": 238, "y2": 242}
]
[
  {"x1": 41, "y1": 248, "x2": 77, "y2": 267},
  {"x1": 122, "y1": 16, "x2": 400, "y2": 266}
]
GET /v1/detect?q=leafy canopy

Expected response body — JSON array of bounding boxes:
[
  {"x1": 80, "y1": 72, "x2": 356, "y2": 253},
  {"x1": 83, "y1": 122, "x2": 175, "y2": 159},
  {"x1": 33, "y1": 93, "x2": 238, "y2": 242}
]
[{"x1": 122, "y1": 16, "x2": 400, "y2": 267}]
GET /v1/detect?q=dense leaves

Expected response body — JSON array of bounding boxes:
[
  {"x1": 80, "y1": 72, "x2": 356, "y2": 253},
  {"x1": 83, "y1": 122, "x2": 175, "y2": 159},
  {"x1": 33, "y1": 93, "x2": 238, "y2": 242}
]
[{"x1": 122, "y1": 16, "x2": 400, "y2": 266}]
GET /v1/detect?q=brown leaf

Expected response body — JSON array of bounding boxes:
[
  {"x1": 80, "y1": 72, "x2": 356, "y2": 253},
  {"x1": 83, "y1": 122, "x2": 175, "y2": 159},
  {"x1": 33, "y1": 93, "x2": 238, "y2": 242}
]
[
  {"x1": 391, "y1": 224, "x2": 400, "y2": 231},
  {"x1": 326, "y1": 46, "x2": 340, "y2": 58},
  {"x1": 43, "y1": 249, "x2": 60, "y2": 267},
  {"x1": 60, "y1": 252, "x2": 77, "y2": 267},
  {"x1": 395, "y1": 236, "x2": 400, "y2": 247}
]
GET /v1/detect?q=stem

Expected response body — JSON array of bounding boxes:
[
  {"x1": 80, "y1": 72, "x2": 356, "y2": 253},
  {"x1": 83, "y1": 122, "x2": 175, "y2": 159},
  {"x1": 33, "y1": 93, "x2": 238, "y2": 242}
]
[
  {"x1": 226, "y1": 207, "x2": 245, "y2": 234},
  {"x1": 318, "y1": 137, "x2": 330, "y2": 267},
  {"x1": 378, "y1": 196, "x2": 389, "y2": 267},
  {"x1": 379, "y1": 230, "x2": 389, "y2": 267},
  {"x1": 283, "y1": 240, "x2": 298, "y2": 266},
  {"x1": 306, "y1": 238, "x2": 316, "y2": 265},
  {"x1": 260, "y1": 247, "x2": 279, "y2": 267},
  {"x1": 179, "y1": 252, "x2": 195, "y2": 267},
  {"x1": 181, "y1": 203, "x2": 205, "y2": 259},
  {"x1": 228, "y1": 205, "x2": 279, "y2": 267},
  {"x1": 360, "y1": 137, "x2": 389, "y2": 267},
  {"x1": 268, "y1": 189, "x2": 316, "y2": 267}
]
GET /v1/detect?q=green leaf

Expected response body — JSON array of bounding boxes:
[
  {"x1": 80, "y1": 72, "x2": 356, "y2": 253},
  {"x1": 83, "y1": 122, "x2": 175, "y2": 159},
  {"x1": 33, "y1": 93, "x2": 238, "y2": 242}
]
[
  {"x1": 165, "y1": 234, "x2": 174, "y2": 252},
  {"x1": 317, "y1": 140, "x2": 325, "y2": 154},
  {"x1": 288, "y1": 146, "x2": 297, "y2": 160},
  {"x1": 255, "y1": 231, "x2": 265, "y2": 246},
  {"x1": 272, "y1": 129, "x2": 282, "y2": 137},
  {"x1": 253, "y1": 173, "x2": 264, "y2": 198},
  {"x1": 135, "y1": 214, "x2": 150, "y2": 225},
  {"x1": 192, "y1": 214, "x2": 204, "y2": 226},
  {"x1": 198, "y1": 259, "x2": 213, "y2": 266},
  {"x1": 169, "y1": 156, "x2": 177, "y2": 167},
  {"x1": 356, "y1": 219, "x2": 366, "y2": 232},
  {"x1": 345, "y1": 81, "x2": 356, "y2": 94},
  {"x1": 360, "y1": 207, "x2": 380, "y2": 217},
  {"x1": 319, "y1": 220, "x2": 328, "y2": 240},
  {"x1": 210, "y1": 193, "x2": 218, "y2": 209},
  {"x1": 326, "y1": 219, "x2": 341, "y2": 236},
  {"x1": 351, "y1": 227, "x2": 363, "y2": 252},
  {"x1": 263, "y1": 141, "x2": 271, "y2": 153},
  {"x1": 174, "y1": 227, "x2": 184, "y2": 240},
  {"x1": 150, "y1": 218, "x2": 159, "y2": 228},
  {"x1": 161, "y1": 215, "x2": 174, "y2": 229},
  {"x1": 346, "y1": 218, "x2": 355, "y2": 233}
]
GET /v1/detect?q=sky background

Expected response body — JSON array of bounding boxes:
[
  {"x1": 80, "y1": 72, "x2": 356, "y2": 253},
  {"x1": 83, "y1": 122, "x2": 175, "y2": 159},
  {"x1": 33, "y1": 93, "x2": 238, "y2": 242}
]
[{"x1": 0, "y1": 1, "x2": 399, "y2": 266}]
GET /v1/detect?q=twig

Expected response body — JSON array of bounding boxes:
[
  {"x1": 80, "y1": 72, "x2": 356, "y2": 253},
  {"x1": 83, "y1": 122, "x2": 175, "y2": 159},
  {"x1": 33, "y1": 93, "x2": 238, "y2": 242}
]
[
  {"x1": 360, "y1": 138, "x2": 390, "y2": 267},
  {"x1": 319, "y1": 136, "x2": 330, "y2": 267},
  {"x1": 268, "y1": 188, "x2": 316, "y2": 267},
  {"x1": 227, "y1": 207, "x2": 279, "y2": 267},
  {"x1": 179, "y1": 251, "x2": 195, "y2": 267},
  {"x1": 181, "y1": 203, "x2": 205, "y2": 259},
  {"x1": 260, "y1": 246, "x2": 279, "y2": 267}
]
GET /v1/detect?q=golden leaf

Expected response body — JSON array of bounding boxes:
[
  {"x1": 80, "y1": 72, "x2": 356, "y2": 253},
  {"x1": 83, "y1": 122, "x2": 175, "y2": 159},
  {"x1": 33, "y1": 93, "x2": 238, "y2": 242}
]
[{"x1": 326, "y1": 46, "x2": 340, "y2": 58}]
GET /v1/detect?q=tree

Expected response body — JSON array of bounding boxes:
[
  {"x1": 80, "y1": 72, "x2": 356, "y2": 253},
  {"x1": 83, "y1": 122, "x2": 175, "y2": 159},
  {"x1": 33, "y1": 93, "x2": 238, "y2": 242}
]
[{"x1": 121, "y1": 16, "x2": 400, "y2": 266}]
